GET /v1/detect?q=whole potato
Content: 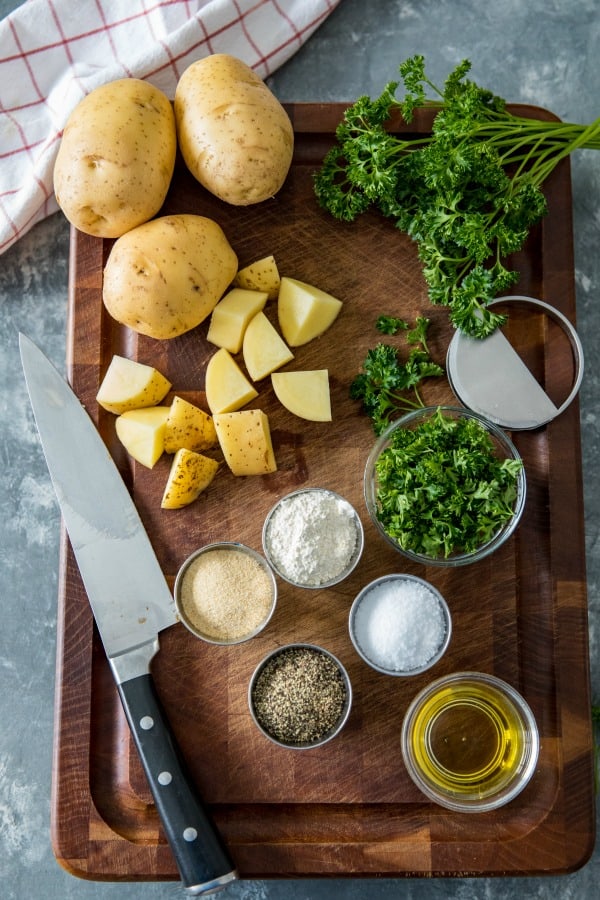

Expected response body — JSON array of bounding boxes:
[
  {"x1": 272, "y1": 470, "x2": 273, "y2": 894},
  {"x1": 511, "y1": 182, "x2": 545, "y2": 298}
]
[
  {"x1": 54, "y1": 78, "x2": 176, "y2": 238},
  {"x1": 174, "y1": 54, "x2": 294, "y2": 205},
  {"x1": 102, "y1": 214, "x2": 238, "y2": 339}
]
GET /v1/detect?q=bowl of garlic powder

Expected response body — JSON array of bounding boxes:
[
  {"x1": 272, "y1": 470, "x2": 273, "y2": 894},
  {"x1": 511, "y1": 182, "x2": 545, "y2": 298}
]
[
  {"x1": 174, "y1": 542, "x2": 277, "y2": 645},
  {"x1": 262, "y1": 488, "x2": 364, "y2": 589}
]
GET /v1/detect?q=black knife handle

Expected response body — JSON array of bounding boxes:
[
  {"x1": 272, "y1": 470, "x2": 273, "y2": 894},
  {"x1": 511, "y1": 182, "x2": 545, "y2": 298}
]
[{"x1": 117, "y1": 673, "x2": 238, "y2": 894}]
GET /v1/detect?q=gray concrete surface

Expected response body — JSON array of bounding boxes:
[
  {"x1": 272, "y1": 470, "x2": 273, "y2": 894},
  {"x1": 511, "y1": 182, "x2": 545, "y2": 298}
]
[{"x1": 1, "y1": 0, "x2": 599, "y2": 897}]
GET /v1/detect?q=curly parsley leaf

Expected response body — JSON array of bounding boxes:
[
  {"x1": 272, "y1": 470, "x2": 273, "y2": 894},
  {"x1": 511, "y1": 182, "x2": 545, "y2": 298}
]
[
  {"x1": 374, "y1": 407, "x2": 523, "y2": 558},
  {"x1": 351, "y1": 317, "x2": 444, "y2": 434},
  {"x1": 314, "y1": 55, "x2": 600, "y2": 338}
]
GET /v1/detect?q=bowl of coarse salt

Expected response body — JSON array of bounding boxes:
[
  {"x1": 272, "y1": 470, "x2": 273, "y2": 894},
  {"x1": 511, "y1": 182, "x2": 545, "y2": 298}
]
[
  {"x1": 262, "y1": 488, "x2": 364, "y2": 589},
  {"x1": 349, "y1": 574, "x2": 452, "y2": 676}
]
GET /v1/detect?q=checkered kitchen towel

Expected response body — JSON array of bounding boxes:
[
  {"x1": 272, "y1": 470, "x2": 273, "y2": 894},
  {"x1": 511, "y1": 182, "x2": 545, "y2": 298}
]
[{"x1": 0, "y1": 0, "x2": 341, "y2": 256}]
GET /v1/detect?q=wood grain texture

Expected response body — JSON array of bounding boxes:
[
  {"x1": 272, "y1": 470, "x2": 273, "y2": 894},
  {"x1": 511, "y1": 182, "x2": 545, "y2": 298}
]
[{"x1": 51, "y1": 104, "x2": 595, "y2": 881}]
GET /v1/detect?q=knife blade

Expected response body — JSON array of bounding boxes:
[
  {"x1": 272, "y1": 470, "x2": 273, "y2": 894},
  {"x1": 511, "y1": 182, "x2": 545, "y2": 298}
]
[{"x1": 19, "y1": 333, "x2": 237, "y2": 895}]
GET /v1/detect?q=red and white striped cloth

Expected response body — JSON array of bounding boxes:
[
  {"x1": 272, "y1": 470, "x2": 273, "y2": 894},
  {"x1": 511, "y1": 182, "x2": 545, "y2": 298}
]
[{"x1": 0, "y1": 0, "x2": 341, "y2": 255}]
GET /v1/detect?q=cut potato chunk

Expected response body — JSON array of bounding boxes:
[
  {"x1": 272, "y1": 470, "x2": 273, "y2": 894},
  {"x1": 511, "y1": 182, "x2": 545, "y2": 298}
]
[
  {"x1": 115, "y1": 406, "x2": 170, "y2": 468},
  {"x1": 206, "y1": 287, "x2": 268, "y2": 354},
  {"x1": 164, "y1": 396, "x2": 217, "y2": 454},
  {"x1": 242, "y1": 311, "x2": 293, "y2": 381},
  {"x1": 278, "y1": 276, "x2": 342, "y2": 346},
  {"x1": 96, "y1": 355, "x2": 171, "y2": 415},
  {"x1": 161, "y1": 448, "x2": 219, "y2": 509},
  {"x1": 234, "y1": 255, "x2": 280, "y2": 300},
  {"x1": 205, "y1": 347, "x2": 258, "y2": 414},
  {"x1": 271, "y1": 370, "x2": 332, "y2": 422},
  {"x1": 213, "y1": 409, "x2": 277, "y2": 476}
]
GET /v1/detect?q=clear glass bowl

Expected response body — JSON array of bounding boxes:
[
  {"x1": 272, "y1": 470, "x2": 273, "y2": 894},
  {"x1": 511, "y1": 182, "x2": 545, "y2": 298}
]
[
  {"x1": 401, "y1": 671, "x2": 540, "y2": 812},
  {"x1": 364, "y1": 406, "x2": 526, "y2": 567}
]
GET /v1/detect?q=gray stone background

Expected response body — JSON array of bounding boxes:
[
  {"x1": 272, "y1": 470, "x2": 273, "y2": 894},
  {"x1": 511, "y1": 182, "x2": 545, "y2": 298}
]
[{"x1": 1, "y1": 0, "x2": 598, "y2": 897}]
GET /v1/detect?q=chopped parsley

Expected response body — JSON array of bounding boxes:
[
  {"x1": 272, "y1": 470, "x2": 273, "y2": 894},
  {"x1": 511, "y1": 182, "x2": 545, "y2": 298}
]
[{"x1": 373, "y1": 407, "x2": 523, "y2": 559}]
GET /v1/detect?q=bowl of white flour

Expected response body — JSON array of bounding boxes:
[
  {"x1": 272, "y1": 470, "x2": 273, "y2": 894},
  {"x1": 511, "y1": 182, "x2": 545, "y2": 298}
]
[{"x1": 262, "y1": 488, "x2": 364, "y2": 589}]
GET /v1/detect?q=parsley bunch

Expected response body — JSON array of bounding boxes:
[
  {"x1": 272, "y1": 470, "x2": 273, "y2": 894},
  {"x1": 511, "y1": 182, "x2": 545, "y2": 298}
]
[
  {"x1": 314, "y1": 56, "x2": 600, "y2": 338},
  {"x1": 374, "y1": 407, "x2": 523, "y2": 559},
  {"x1": 350, "y1": 316, "x2": 443, "y2": 434}
]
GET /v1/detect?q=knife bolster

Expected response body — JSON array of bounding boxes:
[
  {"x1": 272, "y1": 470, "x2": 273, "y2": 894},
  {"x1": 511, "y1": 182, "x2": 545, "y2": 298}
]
[{"x1": 109, "y1": 637, "x2": 160, "y2": 684}]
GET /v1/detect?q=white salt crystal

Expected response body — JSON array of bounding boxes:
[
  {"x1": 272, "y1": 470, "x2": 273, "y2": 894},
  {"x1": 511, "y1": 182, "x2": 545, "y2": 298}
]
[{"x1": 353, "y1": 578, "x2": 446, "y2": 671}]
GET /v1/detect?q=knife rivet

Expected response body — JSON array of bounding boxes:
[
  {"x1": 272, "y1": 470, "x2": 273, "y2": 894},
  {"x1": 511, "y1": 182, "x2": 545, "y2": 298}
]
[
  {"x1": 140, "y1": 716, "x2": 154, "y2": 730},
  {"x1": 158, "y1": 771, "x2": 172, "y2": 786},
  {"x1": 183, "y1": 827, "x2": 198, "y2": 842}
]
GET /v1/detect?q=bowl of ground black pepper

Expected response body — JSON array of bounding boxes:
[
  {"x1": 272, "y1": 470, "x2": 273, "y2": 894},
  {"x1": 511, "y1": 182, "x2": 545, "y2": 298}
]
[
  {"x1": 174, "y1": 542, "x2": 277, "y2": 645},
  {"x1": 262, "y1": 488, "x2": 364, "y2": 589},
  {"x1": 249, "y1": 643, "x2": 352, "y2": 749}
]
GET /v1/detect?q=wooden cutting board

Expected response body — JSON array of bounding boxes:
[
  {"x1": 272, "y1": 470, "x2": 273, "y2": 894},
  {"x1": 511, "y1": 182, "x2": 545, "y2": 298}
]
[{"x1": 52, "y1": 103, "x2": 595, "y2": 881}]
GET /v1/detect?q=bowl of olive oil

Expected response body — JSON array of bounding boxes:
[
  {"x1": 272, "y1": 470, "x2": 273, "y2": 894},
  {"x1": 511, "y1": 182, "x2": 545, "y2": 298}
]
[{"x1": 401, "y1": 672, "x2": 539, "y2": 812}]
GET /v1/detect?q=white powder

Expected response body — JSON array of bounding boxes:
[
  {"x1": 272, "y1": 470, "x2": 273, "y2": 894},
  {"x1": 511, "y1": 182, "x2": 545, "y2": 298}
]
[
  {"x1": 265, "y1": 490, "x2": 358, "y2": 586},
  {"x1": 353, "y1": 578, "x2": 446, "y2": 671}
]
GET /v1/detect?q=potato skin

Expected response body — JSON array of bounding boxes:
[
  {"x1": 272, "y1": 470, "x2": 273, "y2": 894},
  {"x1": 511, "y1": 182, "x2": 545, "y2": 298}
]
[
  {"x1": 102, "y1": 214, "x2": 238, "y2": 339},
  {"x1": 174, "y1": 54, "x2": 294, "y2": 205},
  {"x1": 54, "y1": 78, "x2": 176, "y2": 238}
]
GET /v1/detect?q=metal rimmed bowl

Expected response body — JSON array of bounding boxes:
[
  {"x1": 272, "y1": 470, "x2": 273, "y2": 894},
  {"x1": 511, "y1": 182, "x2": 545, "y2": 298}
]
[
  {"x1": 401, "y1": 671, "x2": 539, "y2": 812},
  {"x1": 349, "y1": 574, "x2": 452, "y2": 676},
  {"x1": 174, "y1": 541, "x2": 277, "y2": 645},
  {"x1": 364, "y1": 406, "x2": 526, "y2": 567},
  {"x1": 262, "y1": 487, "x2": 364, "y2": 588},
  {"x1": 248, "y1": 643, "x2": 352, "y2": 749}
]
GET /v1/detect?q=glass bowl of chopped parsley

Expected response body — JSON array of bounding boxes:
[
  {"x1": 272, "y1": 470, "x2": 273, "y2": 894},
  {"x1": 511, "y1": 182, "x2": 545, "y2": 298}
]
[{"x1": 364, "y1": 406, "x2": 526, "y2": 566}]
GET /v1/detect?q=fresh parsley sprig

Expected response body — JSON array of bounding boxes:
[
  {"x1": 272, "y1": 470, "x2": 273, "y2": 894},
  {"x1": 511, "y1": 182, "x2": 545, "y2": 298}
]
[
  {"x1": 314, "y1": 55, "x2": 600, "y2": 338},
  {"x1": 351, "y1": 316, "x2": 443, "y2": 434}
]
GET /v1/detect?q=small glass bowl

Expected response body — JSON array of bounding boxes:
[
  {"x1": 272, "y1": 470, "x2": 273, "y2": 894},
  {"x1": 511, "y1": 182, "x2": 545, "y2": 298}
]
[
  {"x1": 401, "y1": 671, "x2": 540, "y2": 812},
  {"x1": 262, "y1": 488, "x2": 364, "y2": 589},
  {"x1": 248, "y1": 642, "x2": 353, "y2": 749},
  {"x1": 364, "y1": 406, "x2": 526, "y2": 567},
  {"x1": 349, "y1": 574, "x2": 451, "y2": 676},
  {"x1": 174, "y1": 541, "x2": 277, "y2": 645}
]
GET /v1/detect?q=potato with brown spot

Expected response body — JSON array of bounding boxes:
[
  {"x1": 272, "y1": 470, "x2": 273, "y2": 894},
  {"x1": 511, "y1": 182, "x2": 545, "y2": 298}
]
[
  {"x1": 54, "y1": 78, "x2": 176, "y2": 238},
  {"x1": 102, "y1": 214, "x2": 238, "y2": 339},
  {"x1": 174, "y1": 54, "x2": 294, "y2": 205}
]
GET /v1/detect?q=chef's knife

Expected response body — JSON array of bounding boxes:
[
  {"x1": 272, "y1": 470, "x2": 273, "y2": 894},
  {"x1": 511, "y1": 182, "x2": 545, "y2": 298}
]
[{"x1": 19, "y1": 333, "x2": 238, "y2": 895}]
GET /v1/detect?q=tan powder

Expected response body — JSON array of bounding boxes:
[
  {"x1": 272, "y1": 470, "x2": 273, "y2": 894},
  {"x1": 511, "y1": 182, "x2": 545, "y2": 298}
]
[{"x1": 180, "y1": 547, "x2": 274, "y2": 641}]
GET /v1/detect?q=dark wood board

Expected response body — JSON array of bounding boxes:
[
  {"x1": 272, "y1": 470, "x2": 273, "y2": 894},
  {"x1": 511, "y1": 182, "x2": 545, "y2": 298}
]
[{"x1": 52, "y1": 103, "x2": 595, "y2": 881}]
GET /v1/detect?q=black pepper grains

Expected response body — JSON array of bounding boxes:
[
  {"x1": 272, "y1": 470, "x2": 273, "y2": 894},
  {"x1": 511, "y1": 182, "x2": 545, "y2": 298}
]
[{"x1": 251, "y1": 645, "x2": 349, "y2": 746}]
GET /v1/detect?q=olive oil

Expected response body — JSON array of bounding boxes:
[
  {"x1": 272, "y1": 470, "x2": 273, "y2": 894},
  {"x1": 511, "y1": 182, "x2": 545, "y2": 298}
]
[{"x1": 402, "y1": 673, "x2": 539, "y2": 811}]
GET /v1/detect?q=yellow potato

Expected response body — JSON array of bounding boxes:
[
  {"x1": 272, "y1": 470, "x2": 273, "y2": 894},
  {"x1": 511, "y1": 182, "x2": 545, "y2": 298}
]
[
  {"x1": 277, "y1": 276, "x2": 343, "y2": 346},
  {"x1": 96, "y1": 355, "x2": 172, "y2": 414},
  {"x1": 234, "y1": 255, "x2": 281, "y2": 300},
  {"x1": 161, "y1": 449, "x2": 219, "y2": 509},
  {"x1": 271, "y1": 370, "x2": 332, "y2": 422},
  {"x1": 213, "y1": 410, "x2": 277, "y2": 476},
  {"x1": 164, "y1": 396, "x2": 217, "y2": 454},
  {"x1": 206, "y1": 287, "x2": 268, "y2": 354},
  {"x1": 102, "y1": 214, "x2": 238, "y2": 339},
  {"x1": 54, "y1": 78, "x2": 176, "y2": 238},
  {"x1": 115, "y1": 406, "x2": 170, "y2": 468},
  {"x1": 205, "y1": 348, "x2": 258, "y2": 414},
  {"x1": 242, "y1": 311, "x2": 293, "y2": 381},
  {"x1": 174, "y1": 54, "x2": 294, "y2": 205}
]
